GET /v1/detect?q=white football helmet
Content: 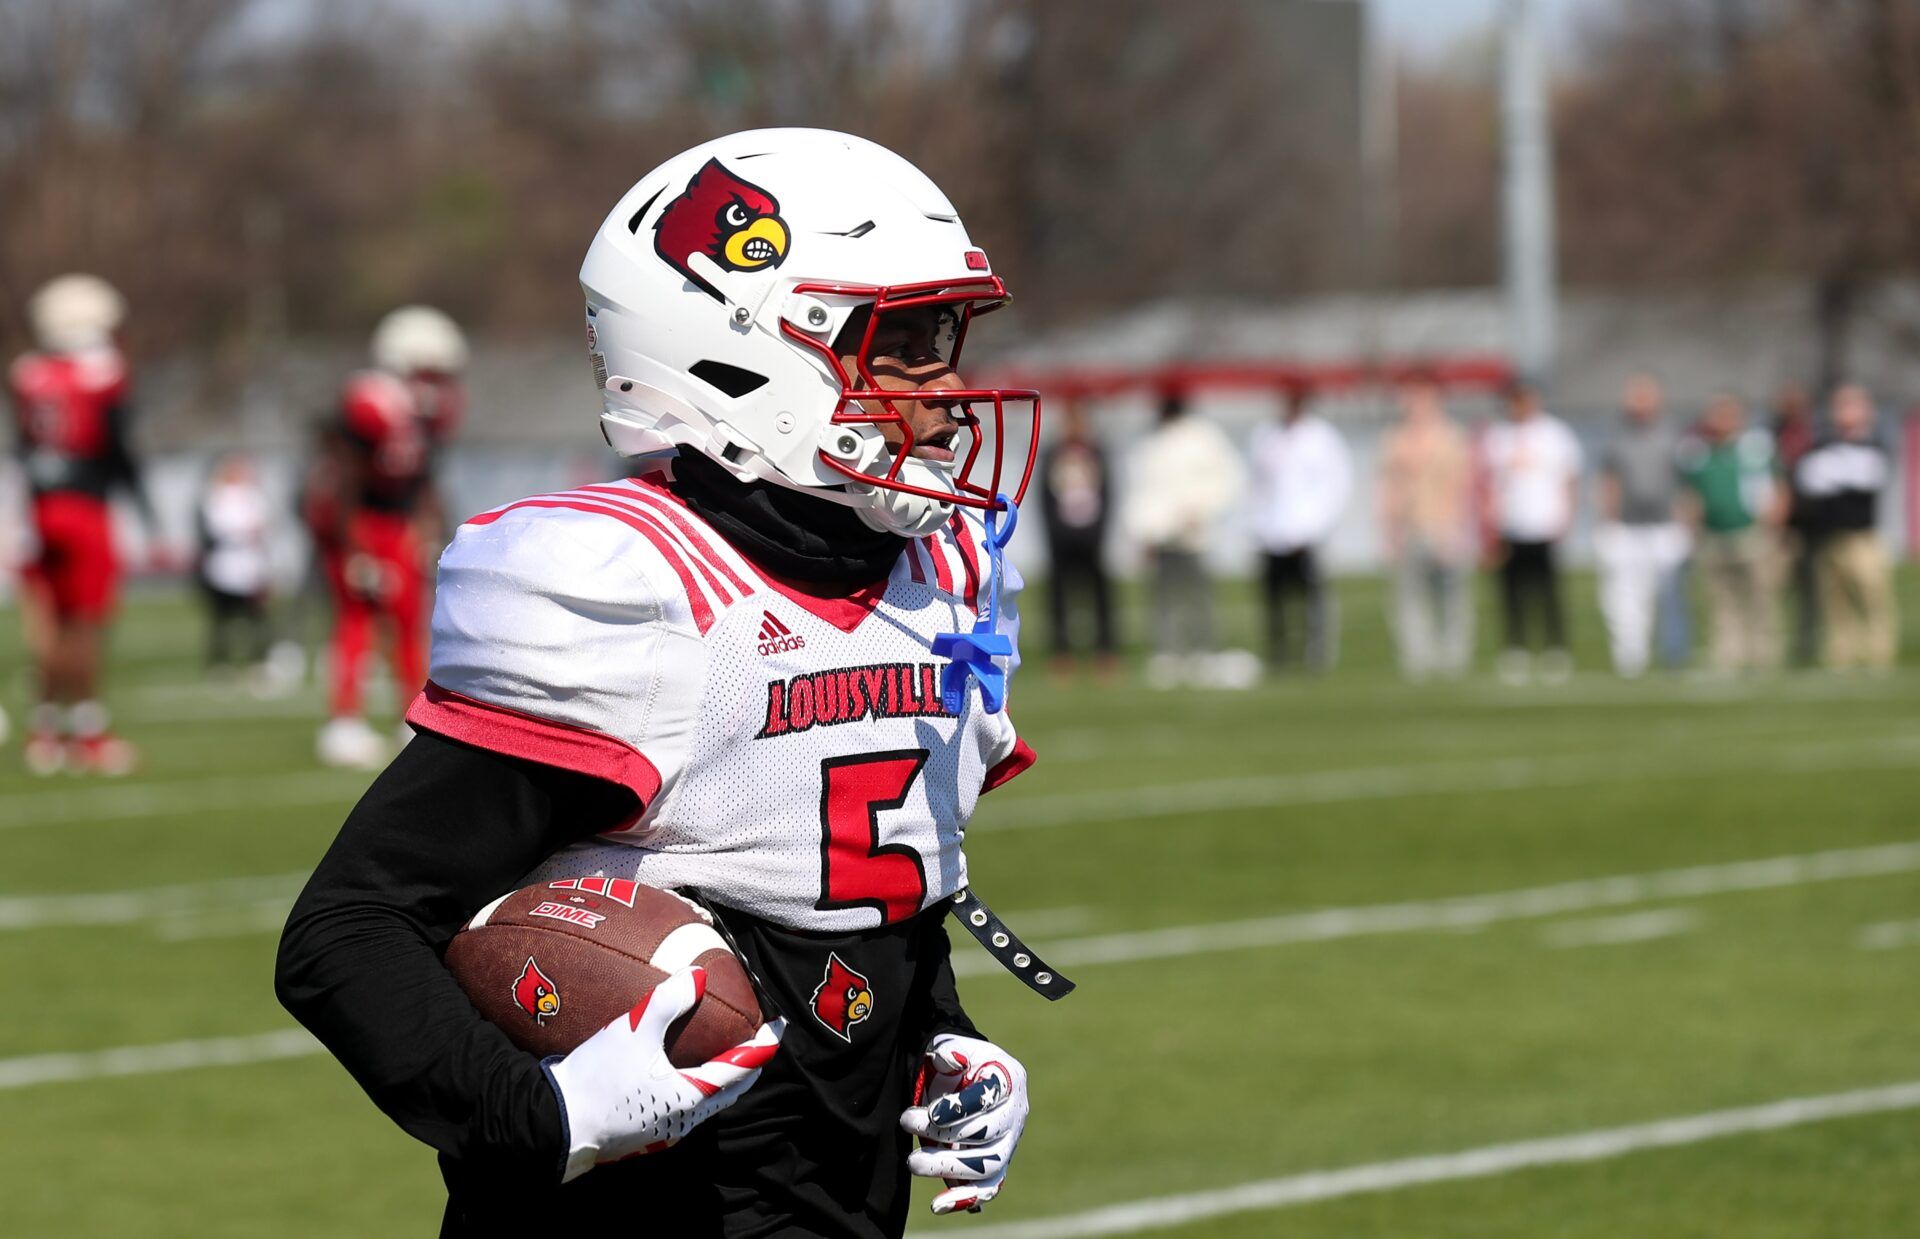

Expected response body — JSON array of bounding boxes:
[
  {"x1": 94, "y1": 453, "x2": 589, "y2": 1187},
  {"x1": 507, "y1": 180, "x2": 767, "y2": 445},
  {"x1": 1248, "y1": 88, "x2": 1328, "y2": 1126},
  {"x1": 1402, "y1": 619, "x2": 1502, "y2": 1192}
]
[
  {"x1": 580, "y1": 128, "x2": 1039, "y2": 538},
  {"x1": 28, "y1": 274, "x2": 126, "y2": 354},
  {"x1": 371, "y1": 305, "x2": 469, "y2": 375}
]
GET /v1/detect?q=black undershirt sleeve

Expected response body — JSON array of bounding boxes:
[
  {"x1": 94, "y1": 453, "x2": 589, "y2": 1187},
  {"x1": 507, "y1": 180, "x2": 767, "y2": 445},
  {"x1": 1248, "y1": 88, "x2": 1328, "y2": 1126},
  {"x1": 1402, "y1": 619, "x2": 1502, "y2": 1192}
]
[
  {"x1": 102, "y1": 400, "x2": 156, "y2": 528},
  {"x1": 274, "y1": 729, "x2": 636, "y2": 1183}
]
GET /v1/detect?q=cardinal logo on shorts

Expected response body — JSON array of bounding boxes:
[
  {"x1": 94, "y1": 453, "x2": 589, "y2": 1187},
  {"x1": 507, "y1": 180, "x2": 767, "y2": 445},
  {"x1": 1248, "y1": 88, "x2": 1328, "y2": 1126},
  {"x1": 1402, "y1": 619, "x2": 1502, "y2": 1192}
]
[
  {"x1": 513, "y1": 956, "x2": 561, "y2": 1026},
  {"x1": 654, "y1": 159, "x2": 790, "y2": 300},
  {"x1": 810, "y1": 953, "x2": 874, "y2": 1042}
]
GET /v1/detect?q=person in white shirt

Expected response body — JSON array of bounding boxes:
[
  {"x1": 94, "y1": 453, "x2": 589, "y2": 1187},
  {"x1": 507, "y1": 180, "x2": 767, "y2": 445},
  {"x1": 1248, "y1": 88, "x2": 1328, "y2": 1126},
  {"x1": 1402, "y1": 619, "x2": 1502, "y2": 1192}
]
[
  {"x1": 1122, "y1": 390, "x2": 1244, "y2": 684},
  {"x1": 1594, "y1": 374, "x2": 1688, "y2": 678},
  {"x1": 196, "y1": 451, "x2": 276, "y2": 671},
  {"x1": 1481, "y1": 380, "x2": 1583, "y2": 683},
  {"x1": 1249, "y1": 387, "x2": 1350, "y2": 672}
]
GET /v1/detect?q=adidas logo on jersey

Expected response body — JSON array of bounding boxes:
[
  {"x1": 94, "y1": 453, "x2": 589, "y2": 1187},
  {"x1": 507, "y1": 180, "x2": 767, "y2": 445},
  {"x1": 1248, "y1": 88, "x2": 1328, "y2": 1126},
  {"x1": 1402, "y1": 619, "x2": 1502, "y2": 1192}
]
[{"x1": 756, "y1": 611, "x2": 806, "y2": 657}]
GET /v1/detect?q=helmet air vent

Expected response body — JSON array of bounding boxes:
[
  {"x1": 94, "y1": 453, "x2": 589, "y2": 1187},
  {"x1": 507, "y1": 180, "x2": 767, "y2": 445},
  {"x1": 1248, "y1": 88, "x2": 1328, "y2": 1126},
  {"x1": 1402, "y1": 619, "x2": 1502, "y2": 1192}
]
[
  {"x1": 689, "y1": 359, "x2": 770, "y2": 398},
  {"x1": 626, "y1": 186, "x2": 665, "y2": 234}
]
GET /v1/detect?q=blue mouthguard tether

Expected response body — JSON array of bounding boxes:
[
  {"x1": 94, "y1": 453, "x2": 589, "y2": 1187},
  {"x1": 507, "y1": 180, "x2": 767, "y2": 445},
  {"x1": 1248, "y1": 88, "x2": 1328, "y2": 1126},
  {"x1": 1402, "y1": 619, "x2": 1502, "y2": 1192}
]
[{"x1": 929, "y1": 495, "x2": 1019, "y2": 714}]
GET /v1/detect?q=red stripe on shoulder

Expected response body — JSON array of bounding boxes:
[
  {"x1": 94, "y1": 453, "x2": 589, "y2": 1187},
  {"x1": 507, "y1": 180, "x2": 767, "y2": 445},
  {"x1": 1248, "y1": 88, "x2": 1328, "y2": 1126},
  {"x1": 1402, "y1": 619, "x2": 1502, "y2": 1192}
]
[
  {"x1": 981, "y1": 738, "x2": 1036, "y2": 794},
  {"x1": 565, "y1": 487, "x2": 736, "y2": 607},
  {"x1": 606, "y1": 480, "x2": 756, "y2": 595},
  {"x1": 407, "y1": 681, "x2": 661, "y2": 814},
  {"x1": 947, "y1": 514, "x2": 982, "y2": 611},
  {"x1": 905, "y1": 540, "x2": 927, "y2": 584},
  {"x1": 581, "y1": 482, "x2": 758, "y2": 596},
  {"x1": 921, "y1": 534, "x2": 954, "y2": 594},
  {"x1": 457, "y1": 497, "x2": 718, "y2": 632}
]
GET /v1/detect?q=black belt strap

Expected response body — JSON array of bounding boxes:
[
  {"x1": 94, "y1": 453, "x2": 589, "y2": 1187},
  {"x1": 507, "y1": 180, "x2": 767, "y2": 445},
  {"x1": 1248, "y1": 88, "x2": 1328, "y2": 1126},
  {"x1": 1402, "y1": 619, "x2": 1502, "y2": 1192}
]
[{"x1": 947, "y1": 886, "x2": 1075, "y2": 1000}]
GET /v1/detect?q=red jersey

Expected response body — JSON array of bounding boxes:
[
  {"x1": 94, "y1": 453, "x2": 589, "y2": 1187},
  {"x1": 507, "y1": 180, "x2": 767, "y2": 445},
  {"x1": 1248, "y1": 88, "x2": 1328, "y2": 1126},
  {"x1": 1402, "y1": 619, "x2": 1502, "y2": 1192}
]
[
  {"x1": 340, "y1": 370, "x2": 461, "y2": 512},
  {"x1": 7, "y1": 347, "x2": 134, "y2": 499}
]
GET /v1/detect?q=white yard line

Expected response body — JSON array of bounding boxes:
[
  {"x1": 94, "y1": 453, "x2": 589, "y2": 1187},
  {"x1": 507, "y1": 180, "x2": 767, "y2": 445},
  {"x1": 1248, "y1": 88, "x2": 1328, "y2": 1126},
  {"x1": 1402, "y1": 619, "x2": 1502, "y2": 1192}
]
[
  {"x1": 1541, "y1": 908, "x2": 1699, "y2": 949},
  {"x1": 945, "y1": 1080, "x2": 1920, "y2": 1239},
  {"x1": 1855, "y1": 919, "x2": 1920, "y2": 950},
  {"x1": 0, "y1": 770, "x2": 370, "y2": 831},
  {"x1": 990, "y1": 907, "x2": 1098, "y2": 938},
  {"x1": 0, "y1": 1029, "x2": 322, "y2": 1091},
  {"x1": 979, "y1": 733, "x2": 1920, "y2": 832},
  {"x1": 954, "y1": 841, "x2": 1920, "y2": 976},
  {"x1": 2, "y1": 729, "x2": 1912, "y2": 833},
  {"x1": 118, "y1": 697, "x2": 329, "y2": 723},
  {"x1": 150, "y1": 901, "x2": 298, "y2": 942},
  {"x1": 0, "y1": 872, "x2": 308, "y2": 931},
  {"x1": 0, "y1": 844, "x2": 1908, "y2": 1091}
]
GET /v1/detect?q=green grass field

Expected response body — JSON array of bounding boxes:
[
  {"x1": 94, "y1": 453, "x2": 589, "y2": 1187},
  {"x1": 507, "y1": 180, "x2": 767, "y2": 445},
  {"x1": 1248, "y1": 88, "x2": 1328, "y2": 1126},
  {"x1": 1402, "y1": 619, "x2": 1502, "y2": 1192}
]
[{"x1": 2, "y1": 570, "x2": 1918, "y2": 1237}]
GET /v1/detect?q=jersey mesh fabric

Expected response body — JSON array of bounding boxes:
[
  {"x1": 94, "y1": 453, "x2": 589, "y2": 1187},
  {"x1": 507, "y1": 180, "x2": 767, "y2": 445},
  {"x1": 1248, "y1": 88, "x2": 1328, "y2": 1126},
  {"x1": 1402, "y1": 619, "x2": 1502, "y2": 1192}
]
[{"x1": 424, "y1": 476, "x2": 1025, "y2": 932}]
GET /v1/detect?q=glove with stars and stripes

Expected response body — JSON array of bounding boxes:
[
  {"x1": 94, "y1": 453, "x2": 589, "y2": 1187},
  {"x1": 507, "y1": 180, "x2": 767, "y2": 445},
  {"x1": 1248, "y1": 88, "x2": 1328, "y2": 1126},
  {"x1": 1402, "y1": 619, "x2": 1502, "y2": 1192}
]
[{"x1": 900, "y1": 1033, "x2": 1030, "y2": 1215}]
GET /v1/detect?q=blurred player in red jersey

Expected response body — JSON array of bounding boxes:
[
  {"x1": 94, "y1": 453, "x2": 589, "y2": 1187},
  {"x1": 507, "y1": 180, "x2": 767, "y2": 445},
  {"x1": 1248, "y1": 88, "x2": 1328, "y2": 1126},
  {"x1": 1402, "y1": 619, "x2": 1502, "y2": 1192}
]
[
  {"x1": 6, "y1": 275, "x2": 156, "y2": 775},
  {"x1": 317, "y1": 306, "x2": 467, "y2": 768}
]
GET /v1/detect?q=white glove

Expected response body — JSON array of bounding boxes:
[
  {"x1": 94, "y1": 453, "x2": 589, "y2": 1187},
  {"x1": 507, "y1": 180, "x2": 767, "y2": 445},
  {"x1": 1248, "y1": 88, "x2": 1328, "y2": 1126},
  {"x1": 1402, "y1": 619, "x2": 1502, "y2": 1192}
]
[
  {"x1": 543, "y1": 965, "x2": 784, "y2": 1182},
  {"x1": 899, "y1": 1033, "x2": 1029, "y2": 1215}
]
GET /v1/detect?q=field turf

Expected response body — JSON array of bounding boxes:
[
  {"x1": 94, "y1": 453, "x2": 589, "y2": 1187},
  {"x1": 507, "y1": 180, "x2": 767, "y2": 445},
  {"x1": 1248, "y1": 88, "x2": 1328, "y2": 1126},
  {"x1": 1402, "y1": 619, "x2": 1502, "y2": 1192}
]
[{"x1": 1, "y1": 570, "x2": 1917, "y2": 1237}]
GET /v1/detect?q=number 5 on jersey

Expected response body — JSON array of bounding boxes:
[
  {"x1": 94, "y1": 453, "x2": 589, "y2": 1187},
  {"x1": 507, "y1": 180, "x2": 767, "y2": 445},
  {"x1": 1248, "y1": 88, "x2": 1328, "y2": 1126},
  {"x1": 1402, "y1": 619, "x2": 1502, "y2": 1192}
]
[{"x1": 817, "y1": 750, "x2": 930, "y2": 925}]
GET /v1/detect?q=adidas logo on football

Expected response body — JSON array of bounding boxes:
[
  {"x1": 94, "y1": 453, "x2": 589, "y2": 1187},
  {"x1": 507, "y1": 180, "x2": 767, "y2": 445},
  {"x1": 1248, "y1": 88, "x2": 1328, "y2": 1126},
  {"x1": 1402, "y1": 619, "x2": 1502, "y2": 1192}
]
[{"x1": 756, "y1": 611, "x2": 806, "y2": 657}]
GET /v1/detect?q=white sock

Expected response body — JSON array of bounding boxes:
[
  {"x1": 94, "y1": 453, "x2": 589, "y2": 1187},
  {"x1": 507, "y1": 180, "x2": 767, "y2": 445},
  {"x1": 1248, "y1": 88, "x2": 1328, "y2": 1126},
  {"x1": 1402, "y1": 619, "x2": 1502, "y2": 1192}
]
[{"x1": 68, "y1": 700, "x2": 109, "y2": 740}]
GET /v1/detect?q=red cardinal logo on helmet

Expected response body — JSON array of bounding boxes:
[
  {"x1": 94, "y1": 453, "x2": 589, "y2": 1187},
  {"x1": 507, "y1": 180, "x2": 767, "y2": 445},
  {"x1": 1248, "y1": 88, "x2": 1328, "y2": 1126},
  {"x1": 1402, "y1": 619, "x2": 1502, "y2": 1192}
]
[
  {"x1": 512, "y1": 956, "x2": 561, "y2": 1026},
  {"x1": 810, "y1": 952, "x2": 875, "y2": 1042},
  {"x1": 654, "y1": 158, "x2": 791, "y2": 301}
]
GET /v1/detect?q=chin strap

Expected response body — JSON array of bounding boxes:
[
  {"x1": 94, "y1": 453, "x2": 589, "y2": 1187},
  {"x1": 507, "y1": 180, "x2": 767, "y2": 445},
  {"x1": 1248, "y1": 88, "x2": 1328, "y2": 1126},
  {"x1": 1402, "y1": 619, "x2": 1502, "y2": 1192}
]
[{"x1": 929, "y1": 495, "x2": 1018, "y2": 715}]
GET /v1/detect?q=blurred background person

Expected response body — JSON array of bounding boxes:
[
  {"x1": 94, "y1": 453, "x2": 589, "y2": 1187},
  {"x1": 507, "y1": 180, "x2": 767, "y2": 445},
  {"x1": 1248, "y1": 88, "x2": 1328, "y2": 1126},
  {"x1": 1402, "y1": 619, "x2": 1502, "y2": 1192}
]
[
  {"x1": 317, "y1": 306, "x2": 467, "y2": 769},
  {"x1": 1678, "y1": 393, "x2": 1784, "y2": 674},
  {"x1": 1593, "y1": 374, "x2": 1688, "y2": 678},
  {"x1": 1378, "y1": 377, "x2": 1475, "y2": 681},
  {"x1": 1123, "y1": 388, "x2": 1243, "y2": 688},
  {"x1": 6, "y1": 274, "x2": 154, "y2": 775},
  {"x1": 195, "y1": 451, "x2": 275, "y2": 677},
  {"x1": 1797, "y1": 384, "x2": 1898, "y2": 671},
  {"x1": 1037, "y1": 396, "x2": 1119, "y2": 680},
  {"x1": 1250, "y1": 384, "x2": 1351, "y2": 674},
  {"x1": 1482, "y1": 379, "x2": 1582, "y2": 684},
  {"x1": 1771, "y1": 383, "x2": 1824, "y2": 668},
  {"x1": 286, "y1": 417, "x2": 349, "y2": 680}
]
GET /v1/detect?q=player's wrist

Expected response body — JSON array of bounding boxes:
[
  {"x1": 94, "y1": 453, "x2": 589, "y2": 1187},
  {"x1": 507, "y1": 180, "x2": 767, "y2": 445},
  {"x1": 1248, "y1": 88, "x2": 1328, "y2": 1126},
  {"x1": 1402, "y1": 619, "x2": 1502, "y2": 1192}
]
[{"x1": 537, "y1": 1057, "x2": 589, "y2": 1183}]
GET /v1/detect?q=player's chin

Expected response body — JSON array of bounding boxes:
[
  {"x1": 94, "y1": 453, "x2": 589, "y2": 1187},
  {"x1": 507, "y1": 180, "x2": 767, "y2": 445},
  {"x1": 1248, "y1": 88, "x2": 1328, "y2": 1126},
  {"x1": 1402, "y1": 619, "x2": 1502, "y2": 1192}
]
[{"x1": 908, "y1": 444, "x2": 957, "y2": 464}]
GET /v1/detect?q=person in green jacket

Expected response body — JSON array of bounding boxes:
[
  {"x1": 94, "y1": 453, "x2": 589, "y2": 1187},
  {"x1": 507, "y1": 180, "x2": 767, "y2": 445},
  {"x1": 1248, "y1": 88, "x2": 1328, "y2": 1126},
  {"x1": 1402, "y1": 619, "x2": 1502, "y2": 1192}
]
[{"x1": 1677, "y1": 394, "x2": 1785, "y2": 672}]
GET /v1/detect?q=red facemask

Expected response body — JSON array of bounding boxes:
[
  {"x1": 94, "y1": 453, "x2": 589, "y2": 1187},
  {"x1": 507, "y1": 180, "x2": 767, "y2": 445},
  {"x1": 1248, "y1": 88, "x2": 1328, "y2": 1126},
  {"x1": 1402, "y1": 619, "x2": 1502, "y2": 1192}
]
[{"x1": 780, "y1": 276, "x2": 1040, "y2": 514}]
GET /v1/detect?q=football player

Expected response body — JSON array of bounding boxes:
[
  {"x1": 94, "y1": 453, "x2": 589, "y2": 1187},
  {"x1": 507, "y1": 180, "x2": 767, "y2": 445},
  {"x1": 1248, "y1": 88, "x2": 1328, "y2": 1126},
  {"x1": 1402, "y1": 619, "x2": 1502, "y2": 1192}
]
[
  {"x1": 316, "y1": 306, "x2": 468, "y2": 768},
  {"x1": 277, "y1": 129, "x2": 1051, "y2": 1236},
  {"x1": 7, "y1": 274, "x2": 154, "y2": 775}
]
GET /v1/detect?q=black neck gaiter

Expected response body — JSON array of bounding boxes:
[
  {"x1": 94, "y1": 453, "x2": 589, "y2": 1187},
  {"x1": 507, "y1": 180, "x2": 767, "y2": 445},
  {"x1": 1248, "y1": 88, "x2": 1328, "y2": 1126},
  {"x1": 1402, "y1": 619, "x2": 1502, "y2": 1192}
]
[{"x1": 668, "y1": 451, "x2": 906, "y2": 587}]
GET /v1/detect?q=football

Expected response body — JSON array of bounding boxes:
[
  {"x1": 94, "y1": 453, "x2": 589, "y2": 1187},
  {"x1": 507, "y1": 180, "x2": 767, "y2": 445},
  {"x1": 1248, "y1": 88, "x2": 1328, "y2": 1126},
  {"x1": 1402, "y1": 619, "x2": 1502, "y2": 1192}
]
[{"x1": 444, "y1": 877, "x2": 761, "y2": 1067}]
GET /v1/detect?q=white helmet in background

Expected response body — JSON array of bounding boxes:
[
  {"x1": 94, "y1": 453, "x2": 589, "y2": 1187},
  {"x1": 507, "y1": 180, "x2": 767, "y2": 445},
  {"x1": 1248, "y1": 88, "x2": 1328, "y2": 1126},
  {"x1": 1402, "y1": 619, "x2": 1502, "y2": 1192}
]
[
  {"x1": 580, "y1": 128, "x2": 1039, "y2": 539},
  {"x1": 28, "y1": 274, "x2": 126, "y2": 354},
  {"x1": 371, "y1": 306, "x2": 469, "y2": 375}
]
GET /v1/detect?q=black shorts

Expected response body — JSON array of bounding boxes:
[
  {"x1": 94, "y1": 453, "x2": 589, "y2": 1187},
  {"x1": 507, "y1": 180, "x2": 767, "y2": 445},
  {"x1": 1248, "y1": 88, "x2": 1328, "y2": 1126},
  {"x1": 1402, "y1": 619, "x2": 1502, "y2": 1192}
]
[{"x1": 437, "y1": 905, "x2": 973, "y2": 1239}]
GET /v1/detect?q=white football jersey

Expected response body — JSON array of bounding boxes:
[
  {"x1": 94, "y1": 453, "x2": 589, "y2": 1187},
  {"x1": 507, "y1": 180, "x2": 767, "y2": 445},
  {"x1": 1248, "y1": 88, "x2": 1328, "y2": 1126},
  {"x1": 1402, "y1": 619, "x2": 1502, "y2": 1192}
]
[{"x1": 410, "y1": 473, "x2": 1032, "y2": 933}]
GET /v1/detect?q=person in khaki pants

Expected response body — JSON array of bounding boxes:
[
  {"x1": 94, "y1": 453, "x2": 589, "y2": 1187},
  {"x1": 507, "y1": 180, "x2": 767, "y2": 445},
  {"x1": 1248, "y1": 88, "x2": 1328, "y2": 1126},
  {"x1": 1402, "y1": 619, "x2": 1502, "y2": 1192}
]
[
  {"x1": 1797, "y1": 385, "x2": 1899, "y2": 670},
  {"x1": 1677, "y1": 394, "x2": 1785, "y2": 672}
]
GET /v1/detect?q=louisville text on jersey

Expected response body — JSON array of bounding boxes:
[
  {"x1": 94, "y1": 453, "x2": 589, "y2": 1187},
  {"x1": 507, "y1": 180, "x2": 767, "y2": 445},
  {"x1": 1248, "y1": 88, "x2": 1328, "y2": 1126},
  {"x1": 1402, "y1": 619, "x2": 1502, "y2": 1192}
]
[{"x1": 757, "y1": 662, "x2": 956, "y2": 739}]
